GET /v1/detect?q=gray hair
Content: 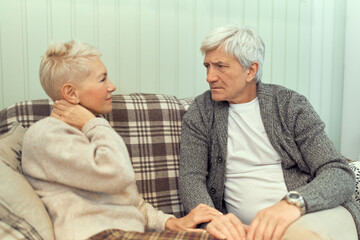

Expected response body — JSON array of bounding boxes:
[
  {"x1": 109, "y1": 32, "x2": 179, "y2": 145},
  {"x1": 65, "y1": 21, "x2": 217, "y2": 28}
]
[
  {"x1": 39, "y1": 40, "x2": 102, "y2": 101},
  {"x1": 200, "y1": 24, "x2": 265, "y2": 82}
]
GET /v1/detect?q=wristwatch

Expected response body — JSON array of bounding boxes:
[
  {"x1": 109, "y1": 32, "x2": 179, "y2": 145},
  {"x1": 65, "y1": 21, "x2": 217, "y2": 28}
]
[{"x1": 283, "y1": 191, "x2": 306, "y2": 215}]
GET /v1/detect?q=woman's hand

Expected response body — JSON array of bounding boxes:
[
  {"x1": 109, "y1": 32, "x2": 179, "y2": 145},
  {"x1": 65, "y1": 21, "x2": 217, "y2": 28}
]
[
  {"x1": 51, "y1": 100, "x2": 96, "y2": 130},
  {"x1": 206, "y1": 213, "x2": 248, "y2": 240},
  {"x1": 165, "y1": 204, "x2": 222, "y2": 232}
]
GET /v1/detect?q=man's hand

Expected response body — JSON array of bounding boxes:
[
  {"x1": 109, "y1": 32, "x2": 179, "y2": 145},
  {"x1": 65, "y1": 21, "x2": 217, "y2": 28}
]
[
  {"x1": 51, "y1": 100, "x2": 95, "y2": 130},
  {"x1": 165, "y1": 204, "x2": 222, "y2": 232},
  {"x1": 247, "y1": 200, "x2": 301, "y2": 240},
  {"x1": 206, "y1": 213, "x2": 248, "y2": 240}
]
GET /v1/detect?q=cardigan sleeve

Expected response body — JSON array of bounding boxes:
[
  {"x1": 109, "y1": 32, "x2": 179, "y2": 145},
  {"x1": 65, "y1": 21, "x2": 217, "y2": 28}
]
[
  {"x1": 178, "y1": 92, "x2": 216, "y2": 213},
  {"x1": 284, "y1": 93, "x2": 355, "y2": 213}
]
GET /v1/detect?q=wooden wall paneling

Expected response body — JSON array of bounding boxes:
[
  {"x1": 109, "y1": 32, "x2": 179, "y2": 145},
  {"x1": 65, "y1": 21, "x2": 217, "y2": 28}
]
[
  {"x1": 228, "y1": 0, "x2": 245, "y2": 26},
  {"x1": 118, "y1": 0, "x2": 140, "y2": 94},
  {"x1": 97, "y1": 0, "x2": 118, "y2": 92},
  {"x1": 243, "y1": 0, "x2": 258, "y2": 30},
  {"x1": 51, "y1": 0, "x2": 72, "y2": 41},
  {"x1": 329, "y1": 0, "x2": 346, "y2": 148},
  {"x1": 74, "y1": 0, "x2": 97, "y2": 46},
  {"x1": 297, "y1": 0, "x2": 312, "y2": 98},
  {"x1": 158, "y1": 0, "x2": 179, "y2": 97},
  {"x1": 284, "y1": 0, "x2": 299, "y2": 91},
  {"x1": 271, "y1": 0, "x2": 286, "y2": 86},
  {"x1": 26, "y1": 0, "x2": 49, "y2": 101},
  {"x1": 320, "y1": 0, "x2": 335, "y2": 138},
  {"x1": 309, "y1": 0, "x2": 323, "y2": 115},
  {"x1": 258, "y1": 0, "x2": 273, "y2": 84},
  {"x1": 177, "y1": 0, "x2": 196, "y2": 98},
  {"x1": 194, "y1": 0, "x2": 213, "y2": 97},
  {"x1": 0, "y1": 0, "x2": 26, "y2": 108}
]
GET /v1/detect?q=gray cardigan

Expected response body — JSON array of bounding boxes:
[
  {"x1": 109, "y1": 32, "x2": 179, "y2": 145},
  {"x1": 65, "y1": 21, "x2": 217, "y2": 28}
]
[{"x1": 179, "y1": 82, "x2": 360, "y2": 237}]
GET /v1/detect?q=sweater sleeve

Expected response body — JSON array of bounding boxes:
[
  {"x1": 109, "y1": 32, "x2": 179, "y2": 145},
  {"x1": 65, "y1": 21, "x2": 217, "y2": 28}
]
[
  {"x1": 137, "y1": 197, "x2": 175, "y2": 231},
  {"x1": 178, "y1": 93, "x2": 216, "y2": 213},
  {"x1": 285, "y1": 93, "x2": 355, "y2": 213},
  {"x1": 22, "y1": 117, "x2": 136, "y2": 194}
]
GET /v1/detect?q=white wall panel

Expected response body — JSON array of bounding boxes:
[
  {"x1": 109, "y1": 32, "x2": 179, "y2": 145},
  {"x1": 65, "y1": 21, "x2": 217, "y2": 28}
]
[
  {"x1": 177, "y1": 0, "x2": 196, "y2": 98},
  {"x1": 118, "y1": 0, "x2": 140, "y2": 94},
  {"x1": 228, "y1": 0, "x2": 244, "y2": 25},
  {"x1": 342, "y1": 0, "x2": 360, "y2": 160},
  {"x1": 284, "y1": 0, "x2": 299, "y2": 91},
  {"x1": 194, "y1": 0, "x2": 212, "y2": 96},
  {"x1": 258, "y1": 0, "x2": 273, "y2": 86},
  {"x1": 297, "y1": 1, "x2": 312, "y2": 98},
  {"x1": 158, "y1": 0, "x2": 177, "y2": 96},
  {"x1": 0, "y1": 0, "x2": 349, "y2": 150},
  {"x1": 0, "y1": 0, "x2": 27, "y2": 106}
]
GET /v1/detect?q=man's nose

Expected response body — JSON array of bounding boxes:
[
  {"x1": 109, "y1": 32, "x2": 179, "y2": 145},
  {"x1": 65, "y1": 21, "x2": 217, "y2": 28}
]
[{"x1": 206, "y1": 68, "x2": 218, "y2": 83}]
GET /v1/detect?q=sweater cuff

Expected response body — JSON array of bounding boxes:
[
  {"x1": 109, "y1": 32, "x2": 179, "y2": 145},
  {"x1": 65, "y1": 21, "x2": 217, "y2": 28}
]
[
  {"x1": 82, "y1": 118, "x2": 111, "y2": 134},
  {"x1": 156, "y1": 213, "x2": 176, "y2": 232}
]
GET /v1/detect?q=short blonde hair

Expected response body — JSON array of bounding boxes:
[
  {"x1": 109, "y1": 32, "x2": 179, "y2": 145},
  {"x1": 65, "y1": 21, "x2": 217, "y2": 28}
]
[{"x1": 39, "y1": 41, "x2": 102, "y2": 100}]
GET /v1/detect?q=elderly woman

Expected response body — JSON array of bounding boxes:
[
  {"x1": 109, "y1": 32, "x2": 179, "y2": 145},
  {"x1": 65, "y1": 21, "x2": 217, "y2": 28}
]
[{"x1": 21, "y1": 41, "x2": 220, "y2": 240}]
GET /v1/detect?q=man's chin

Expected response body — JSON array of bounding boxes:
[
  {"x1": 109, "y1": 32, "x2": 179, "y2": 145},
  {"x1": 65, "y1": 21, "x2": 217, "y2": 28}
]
[
  {"x1": 209, "y1": 91, "x2": 222, "y2": 101},
  {"x1": 211, "y1": 95, "x2": 225, "y2": 102}
]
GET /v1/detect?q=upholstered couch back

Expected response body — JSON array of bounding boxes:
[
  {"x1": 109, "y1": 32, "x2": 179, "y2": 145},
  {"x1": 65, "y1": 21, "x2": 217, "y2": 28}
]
[{"x1": 0, "y1": 93, "x2": 193, "y2": 239}]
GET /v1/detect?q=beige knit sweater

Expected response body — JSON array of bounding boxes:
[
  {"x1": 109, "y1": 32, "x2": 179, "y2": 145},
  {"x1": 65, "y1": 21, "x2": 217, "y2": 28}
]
[{"x1": 22, "y1": 117, "x2": 173, "y2": 240}]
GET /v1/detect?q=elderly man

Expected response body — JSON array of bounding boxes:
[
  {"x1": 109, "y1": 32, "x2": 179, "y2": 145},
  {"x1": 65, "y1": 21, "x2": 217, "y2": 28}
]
[{"x1": 179, "y1": 24, "x2": 360, "y2": 240}]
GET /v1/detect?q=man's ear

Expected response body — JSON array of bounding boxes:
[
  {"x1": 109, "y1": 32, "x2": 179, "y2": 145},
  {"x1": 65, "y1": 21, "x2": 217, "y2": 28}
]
[
  {"x1": 246, "y1": 62, "x2": 259, "y2": 82},
  {"x1": 61, "y1": 83, "x2": 78, "y2": 104}
]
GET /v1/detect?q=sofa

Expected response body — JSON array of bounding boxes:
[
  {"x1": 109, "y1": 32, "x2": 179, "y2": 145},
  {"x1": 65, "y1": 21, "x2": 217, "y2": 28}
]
[{"x1": 0, "y1": 93, "x2": 359, "y2": 240}]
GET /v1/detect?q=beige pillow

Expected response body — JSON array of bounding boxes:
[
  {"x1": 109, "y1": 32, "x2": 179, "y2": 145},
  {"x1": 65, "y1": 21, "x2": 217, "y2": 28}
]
[
  {"x1": 0, "y1": 121, "x2": 54, "y2": 240},
  {"x1": 0, "y1": 201, "x2": 43, "y2": 240},
  {"x1": 0, "y1": 121, "x2": 26, "y2": 172}
]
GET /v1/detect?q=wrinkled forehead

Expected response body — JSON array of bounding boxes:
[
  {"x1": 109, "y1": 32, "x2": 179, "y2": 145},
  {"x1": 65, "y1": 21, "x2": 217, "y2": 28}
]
[{"x1": 204, "y1": 46, "x2": 238, "y2": 63}]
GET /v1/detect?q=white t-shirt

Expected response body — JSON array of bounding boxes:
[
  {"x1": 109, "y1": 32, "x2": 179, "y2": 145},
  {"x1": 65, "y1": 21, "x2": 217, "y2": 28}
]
[{"x1": 224, "y1": 98, "x2": 288, "y2": 225}]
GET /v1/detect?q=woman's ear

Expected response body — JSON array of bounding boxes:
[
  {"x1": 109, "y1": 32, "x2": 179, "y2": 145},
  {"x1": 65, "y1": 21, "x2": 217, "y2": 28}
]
[
  {"x1": 61, "y1": 83, "x2": 79, "y2": 104},
  {"x1": 246, "y1": 62, "x2": 259, "y2": 82}
]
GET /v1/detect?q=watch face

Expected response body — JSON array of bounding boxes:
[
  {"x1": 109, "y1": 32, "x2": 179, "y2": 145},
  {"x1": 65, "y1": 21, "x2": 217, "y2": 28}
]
[{"x1": 289, "y1": 192, "x2": 299, "y2": 199}]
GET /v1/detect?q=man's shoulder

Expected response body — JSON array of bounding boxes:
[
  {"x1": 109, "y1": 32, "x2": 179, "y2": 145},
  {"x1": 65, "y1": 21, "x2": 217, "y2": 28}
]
[
  {"x1": 184, "y1": 90, "x2": 218, "y2": 122},
  {"x1": 258, "y1": 82, "x2": 297, "y2": 95},
  {"x1": 258, "y1": 82, "x2": 305, "y2": 103},
  {"x1": 194, "y1": 90, "x2": 212, "y2": 102}
]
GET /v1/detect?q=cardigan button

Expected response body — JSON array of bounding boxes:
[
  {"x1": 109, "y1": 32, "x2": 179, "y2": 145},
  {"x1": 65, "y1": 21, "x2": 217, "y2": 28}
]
[
  {"x1": 210, "y1": 188, "x2": 216, "y2": 195},
  {"x1": 216, "y1": 157, "x2": 223, "y2": 163}
]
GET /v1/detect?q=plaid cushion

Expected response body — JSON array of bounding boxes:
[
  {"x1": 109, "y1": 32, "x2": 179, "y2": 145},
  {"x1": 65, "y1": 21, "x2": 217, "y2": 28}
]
[
  {"x1": 179, "y1": 97, "x2": 194, "y2": 111},
  {"x1": 88, "y1": 229, "x2": 216, "y2": 240},
  {"x1": 0, "y1": 93, "x2": 188, "y2": 217},
  {"x1": 0, "y1": 100, "x2": 52, "y2": 135},
  {"x1": 104, "y1": 93, "x2": 187, "y2": 217},
  {"x1": 0, "y1": 203, "x2": 43, "y2": 240},
  {"x1": 350, "y1": 161, "x2": 360, "y2": 204}
]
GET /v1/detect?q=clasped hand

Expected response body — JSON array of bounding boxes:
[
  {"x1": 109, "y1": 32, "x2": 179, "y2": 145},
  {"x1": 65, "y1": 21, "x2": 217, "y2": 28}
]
[
  {"x1": 165, "y1": 204, "x2": 223, "y2": 232},
  {"x1": 51, "y1": 100, "x2": 95, "y2": 130},
  {"x1": 206, "y1": 200, "x2": 301, "y2": 240}
]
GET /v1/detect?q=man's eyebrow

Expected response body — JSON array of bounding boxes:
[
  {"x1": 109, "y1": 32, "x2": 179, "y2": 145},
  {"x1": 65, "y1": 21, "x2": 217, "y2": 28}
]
[
  {"x1": 213, "y1": 61, "x2": 226, "y2": 65},
  {"x1": 204, "y1": 61, "x2": 227, "y2": 65}
]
